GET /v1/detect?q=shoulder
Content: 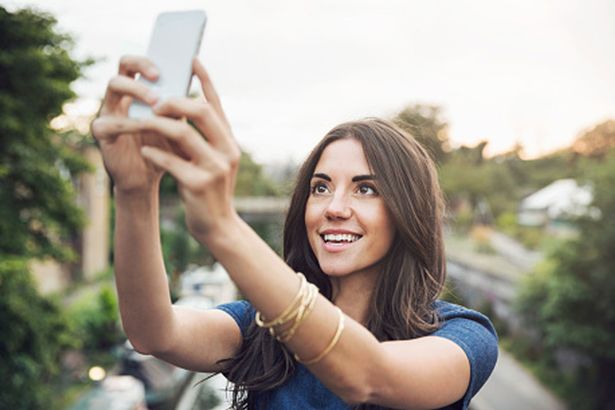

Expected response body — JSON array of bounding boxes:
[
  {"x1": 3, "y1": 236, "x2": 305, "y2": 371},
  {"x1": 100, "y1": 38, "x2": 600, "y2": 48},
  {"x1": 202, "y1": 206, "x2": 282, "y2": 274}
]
[
  {"x1": 431, "y1": 300, "x2": 499, "y2": 408},
  {"x1": 215, "y1": 300, "x2": 256, "y2": 336},
  {"x1": 432, "y1": 299, "x2": 498, "y2": 362},
  {"x1": 434, "y1": 300, "x2": 496, "y2": 329}
]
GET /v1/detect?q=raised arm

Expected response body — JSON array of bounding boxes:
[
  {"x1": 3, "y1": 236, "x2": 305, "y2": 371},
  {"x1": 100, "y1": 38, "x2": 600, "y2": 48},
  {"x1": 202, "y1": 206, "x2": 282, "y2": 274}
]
[{"x1": 91, "y1": 57, "x2": 241, "y2": 371}]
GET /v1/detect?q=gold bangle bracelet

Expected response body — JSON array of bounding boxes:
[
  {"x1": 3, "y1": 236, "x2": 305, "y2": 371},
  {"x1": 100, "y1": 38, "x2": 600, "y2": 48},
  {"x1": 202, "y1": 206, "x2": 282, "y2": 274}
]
[
  {"x1": 277, "y1": 283, "x2": 318, "y2": 343},
  {"x1": 256, "y1": 273, "x2": 307, "y2": 328},
  {"x1": 294, "y1": 306, "x2": 345, "y2": 365}
]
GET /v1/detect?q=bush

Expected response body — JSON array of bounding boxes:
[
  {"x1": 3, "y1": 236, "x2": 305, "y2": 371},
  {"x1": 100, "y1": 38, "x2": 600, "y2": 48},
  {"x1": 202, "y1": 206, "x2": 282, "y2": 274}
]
[
  {"x1": 0, "y1": 258, "x2": 74, "y2": 409},
  {"x1": 66, "y1": 285, "x2": 123, "y2": 351},
  {"x1": 515, "y1": 151, "x2": 615, "y2": 409}
]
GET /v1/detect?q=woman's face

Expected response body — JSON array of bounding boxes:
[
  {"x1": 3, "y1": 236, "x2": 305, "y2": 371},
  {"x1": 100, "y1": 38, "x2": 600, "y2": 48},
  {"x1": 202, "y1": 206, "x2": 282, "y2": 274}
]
[{"x1": 304, "y1": 138, "x2": 395, "y2": 280}]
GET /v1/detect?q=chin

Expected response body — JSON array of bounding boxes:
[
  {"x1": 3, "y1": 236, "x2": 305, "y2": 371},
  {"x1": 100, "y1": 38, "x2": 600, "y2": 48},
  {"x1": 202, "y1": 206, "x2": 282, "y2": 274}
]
[
  {"x1": 320, "y1": 267, "x2": 352, "y2": 277},
  {"x1": 315, "y1": 260, "x2": 348, "y2": 276}
]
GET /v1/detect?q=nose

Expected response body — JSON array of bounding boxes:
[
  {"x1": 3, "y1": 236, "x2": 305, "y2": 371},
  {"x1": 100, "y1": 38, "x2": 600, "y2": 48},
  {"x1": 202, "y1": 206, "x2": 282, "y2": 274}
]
[{"x1": 324, "y1": 192, "x2": 352, "y2": 220}]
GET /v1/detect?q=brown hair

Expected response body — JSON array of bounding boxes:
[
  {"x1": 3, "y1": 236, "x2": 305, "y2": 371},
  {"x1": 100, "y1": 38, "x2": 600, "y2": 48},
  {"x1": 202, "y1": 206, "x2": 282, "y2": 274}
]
[{"x1": 220, "y1": 118, "x2": 447, "y2": 409}]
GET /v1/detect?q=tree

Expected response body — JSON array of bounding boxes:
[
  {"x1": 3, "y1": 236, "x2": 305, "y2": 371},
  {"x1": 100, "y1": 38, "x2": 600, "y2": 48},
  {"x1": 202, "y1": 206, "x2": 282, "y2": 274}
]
[
  {"x1": 0, "y1": 258, "x2": 73, "y2": 409},
  {"x1": 0, "y1": 7, "x2": 91, "y2": 409},
  {"x1": 516, "y1": 149, "x2": 615, "y2": 409},
  {"x1": 572, "y1": 120, "x2": 615, "y2": 159},
  {"x1": 161, "y1": 150, "x2": 282, "y2": 197},
  {"x1": 0, "y1": 6, "x2": 91, "y2": 262},
  {"x1": 393, "y1": 104, "x2": 451, "y2": 164}
]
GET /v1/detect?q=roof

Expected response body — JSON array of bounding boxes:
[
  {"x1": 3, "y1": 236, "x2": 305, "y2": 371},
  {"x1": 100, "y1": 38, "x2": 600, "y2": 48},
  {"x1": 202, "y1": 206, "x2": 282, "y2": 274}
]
[{"x1": 520, "y1": 179, "x2": 593, "y2": 218}]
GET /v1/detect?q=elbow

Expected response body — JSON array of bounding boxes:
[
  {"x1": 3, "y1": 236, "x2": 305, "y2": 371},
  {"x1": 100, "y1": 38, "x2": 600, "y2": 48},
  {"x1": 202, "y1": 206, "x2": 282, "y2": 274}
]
[
  {"x1": 120, "y1": 317, "x2": 175, "y2": 357},
  {"x1": 128, "y1": 338, "x2": 155, "y2": 356},
  {"x1": 125, "y1": 334, "x2": 175, "y2": 357},
  {"x1": 338, "y1": 386, "x2": 372, "y2": 406},
  {"x1": 334, "y1": 375, "x2": 376, "y2": 406}
]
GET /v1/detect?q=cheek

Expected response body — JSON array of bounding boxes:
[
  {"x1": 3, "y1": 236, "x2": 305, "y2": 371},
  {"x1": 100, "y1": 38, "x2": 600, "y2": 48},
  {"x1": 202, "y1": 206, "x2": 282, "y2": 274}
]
[{"x1": 373, "y1": 205, "x2": 395, "y2": 245}]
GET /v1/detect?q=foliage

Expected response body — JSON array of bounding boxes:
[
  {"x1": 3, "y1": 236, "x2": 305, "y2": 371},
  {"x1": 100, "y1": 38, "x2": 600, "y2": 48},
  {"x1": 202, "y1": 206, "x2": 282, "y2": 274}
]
[
  {"x1": 0, "y1": 258, "x2": 74, "y2": 409},
  {"x1": 516, "y1": 149, "x2": 615, "y2": 409},
  {"x1": 393, "y1": 104, "x2": 450, "y2": 165},
  {"x1": 572, "y1": 120, "x2": 615, "y2": 159},
  {"x1": 161, "y1": 206, "x2": 213, "y2": 275},
  {"x1": 236, "y1": 151, "x2": 282, "y2": 196},
  {"x1": 0, "y1": 7, "x2": 98, "y2": 409},
  {"x1": 160, "y1": 150, "x2": 282, "y2": 197},
  {"x1": 0, "y1": 6, "x2": 92, "y2": 261},
  {"x1": 65, "y1": 285, "x2": 123, "y2": 351}
]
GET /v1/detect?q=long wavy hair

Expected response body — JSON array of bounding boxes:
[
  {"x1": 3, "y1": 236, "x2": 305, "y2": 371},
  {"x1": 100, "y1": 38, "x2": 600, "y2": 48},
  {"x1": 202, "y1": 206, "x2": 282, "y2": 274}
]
[{"x1": 219, "y1": 118, "x2": 447, "y2": 409}]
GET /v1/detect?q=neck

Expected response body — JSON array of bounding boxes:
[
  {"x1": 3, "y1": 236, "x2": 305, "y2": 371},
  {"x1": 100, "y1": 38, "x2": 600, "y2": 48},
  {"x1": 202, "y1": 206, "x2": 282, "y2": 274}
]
[{"x1": 331, "y1": 270, "x2": 378, "y2": 325}]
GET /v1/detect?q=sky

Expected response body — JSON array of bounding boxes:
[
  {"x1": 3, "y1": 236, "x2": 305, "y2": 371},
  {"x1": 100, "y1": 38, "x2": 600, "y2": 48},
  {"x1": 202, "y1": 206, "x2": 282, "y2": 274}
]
[{"x1": 7, "y1": 0, "x2": 615, "y2": 164}]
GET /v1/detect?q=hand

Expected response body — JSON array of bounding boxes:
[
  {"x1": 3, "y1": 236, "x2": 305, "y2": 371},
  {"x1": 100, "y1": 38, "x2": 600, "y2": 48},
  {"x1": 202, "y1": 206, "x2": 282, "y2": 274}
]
[
  {"x1": 96, "y1": 58, "x2": 241, "y2": 239},
  {"x1": 91, "y1": 55, "x2": 174, "y2": 193}
]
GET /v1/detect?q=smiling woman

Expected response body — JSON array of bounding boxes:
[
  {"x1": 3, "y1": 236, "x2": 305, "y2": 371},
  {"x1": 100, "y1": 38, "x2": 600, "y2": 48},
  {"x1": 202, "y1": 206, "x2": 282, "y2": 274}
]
[
  {"x1": 305, "y1": 138, "x2": 396, "y2": 283},
  {"x1": 91, "y1": 56, "x2": 498, "y2": 410}
]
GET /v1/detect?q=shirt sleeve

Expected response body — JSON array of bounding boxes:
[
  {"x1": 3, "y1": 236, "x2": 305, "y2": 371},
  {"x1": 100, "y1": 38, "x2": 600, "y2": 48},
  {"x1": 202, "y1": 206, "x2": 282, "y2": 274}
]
[
  {"x1": 432, "y1": 301, "x2": 499, "y2": 410},
  {"x1": 215, "y1": 300, "x2": 255, "y2": 337}
]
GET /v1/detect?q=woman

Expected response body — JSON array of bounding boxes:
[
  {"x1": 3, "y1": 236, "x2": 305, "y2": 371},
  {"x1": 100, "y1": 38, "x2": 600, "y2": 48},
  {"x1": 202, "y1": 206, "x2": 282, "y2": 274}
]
[{"x1": 92, "y1": 56, "x2": 498, "y2": 410}]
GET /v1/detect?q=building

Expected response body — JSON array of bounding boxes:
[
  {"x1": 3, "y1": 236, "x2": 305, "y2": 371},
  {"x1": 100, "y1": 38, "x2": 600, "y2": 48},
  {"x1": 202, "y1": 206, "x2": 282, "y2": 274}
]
[
  {"x1": 517, "y1": 179, "x2": 593, "y2": 232},
  {"x1": 30, "y1": 145, "x2": 110, "y2": 294}
]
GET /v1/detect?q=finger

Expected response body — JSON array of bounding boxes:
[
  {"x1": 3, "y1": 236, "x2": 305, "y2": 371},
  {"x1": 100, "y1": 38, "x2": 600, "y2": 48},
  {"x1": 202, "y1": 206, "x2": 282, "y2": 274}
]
[
  {"x1": 140, "y1": 146, "x2": 203, "y2": 190},
  {"x1": 153, "y1": 98, "x2": 234, "y2": 154},
  {"x1": 139, "y1": 116, "x2": 215, "y2": 163},
  {"x1": 101, "y1": 56, "x2": 160, "y2": 115},
  {"x1": 91, "y1": 116, "x2": 142, "y2": 141},
  {"x1": 192, "y1": 59, "x2": 230, "y2": 126},
  {"x1": 118, "y1": 55, "x2": 160, "y2": 80},
  {"x1": 106, "y1": 75, "x2": 159, "y2": 109},
  {"x1": 92, "y1": 115, "x2": 208, "y2": 160}
]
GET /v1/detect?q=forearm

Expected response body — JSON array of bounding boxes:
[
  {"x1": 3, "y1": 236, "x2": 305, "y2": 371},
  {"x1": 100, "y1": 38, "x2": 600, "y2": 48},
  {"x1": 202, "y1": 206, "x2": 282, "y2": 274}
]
[
  {"x1": 203, "y1": 215, "x2": 384, "y2": 403},
  {"x1": 113, "y1": 188, "x2": 175, "y2": 354}
]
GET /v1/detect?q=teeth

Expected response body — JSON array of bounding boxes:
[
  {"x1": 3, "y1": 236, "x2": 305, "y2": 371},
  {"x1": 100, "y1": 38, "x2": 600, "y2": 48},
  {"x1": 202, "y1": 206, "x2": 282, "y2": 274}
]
[{"x1": 323, "y1": 233, "x2": 361, "y2": 243}]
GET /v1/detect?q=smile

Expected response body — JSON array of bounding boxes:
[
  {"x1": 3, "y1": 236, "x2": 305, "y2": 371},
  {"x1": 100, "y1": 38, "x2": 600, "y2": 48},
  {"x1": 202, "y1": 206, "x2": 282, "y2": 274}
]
[{"x1": 321, "y1": 233, "x2": 362, "y2": 243}]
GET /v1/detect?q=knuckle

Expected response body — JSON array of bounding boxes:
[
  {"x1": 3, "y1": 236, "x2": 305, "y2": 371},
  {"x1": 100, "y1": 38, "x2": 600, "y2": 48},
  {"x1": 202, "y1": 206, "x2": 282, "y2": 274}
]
[
  {"x1": 157, "y1": 153, "x2": 172, "y2": 169},
  {"x1": 178, "y1": 123, "x2": 193, "y2": 140},
  {"x1": 165, "y1": 97, "x2": 180, "y2": 109},
  {"x1": 108, "y1": 75, "x2": 123, "y2": 89},
  {"x1": 190, "y1": 173, "x2": 211, "y2": 194},
  {"x1": 90, "y1": 119, "x2": 103, "y2": 138},
  {"x1": 212, "y1": 160, "x2": 231, "y2": 180},
  {"x1": 230, "y1": 146, "x2": 241, "y2": 163},
  {"x1": 118, "y1": 55, "x2": 132, "y2": 68},
  {"x1": 228, "y1": 152, "x2": 241, "y2": 168}
]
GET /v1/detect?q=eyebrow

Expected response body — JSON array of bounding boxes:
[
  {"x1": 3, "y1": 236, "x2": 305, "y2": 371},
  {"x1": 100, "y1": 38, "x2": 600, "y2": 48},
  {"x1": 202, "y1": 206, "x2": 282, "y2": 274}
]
[{"x1": 312, "y1": 173, "x2": 376, "y2": 182}]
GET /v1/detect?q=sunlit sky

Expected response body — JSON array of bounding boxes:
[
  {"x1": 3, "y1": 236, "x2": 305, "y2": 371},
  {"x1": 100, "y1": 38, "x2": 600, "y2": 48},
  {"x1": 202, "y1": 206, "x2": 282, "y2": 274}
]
[{"x1": 7, "y1": 0, "x2": 615, "y2": 164}]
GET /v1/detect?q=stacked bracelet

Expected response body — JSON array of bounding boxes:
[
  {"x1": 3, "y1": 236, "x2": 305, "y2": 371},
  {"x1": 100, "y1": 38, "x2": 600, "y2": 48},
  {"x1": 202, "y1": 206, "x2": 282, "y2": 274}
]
[
  {"x1": 256, "y1": 272, "x2": 345, "y2": 365},
  {"x1": 256, "y1": 273, "x2": 317, "y2": 342},
  {"x1": 255, "y1": 273, "x2": 308, "y2": 328},
  {"x1": 276, "y1": 283, "x2": 318, "y2": 342}
]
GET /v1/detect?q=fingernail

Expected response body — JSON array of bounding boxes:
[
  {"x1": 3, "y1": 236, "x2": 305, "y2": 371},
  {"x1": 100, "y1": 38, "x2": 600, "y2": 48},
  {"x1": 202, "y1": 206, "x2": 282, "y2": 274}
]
[{"x1": 147, "y1": 67, "x2": 159, "y2": 78}]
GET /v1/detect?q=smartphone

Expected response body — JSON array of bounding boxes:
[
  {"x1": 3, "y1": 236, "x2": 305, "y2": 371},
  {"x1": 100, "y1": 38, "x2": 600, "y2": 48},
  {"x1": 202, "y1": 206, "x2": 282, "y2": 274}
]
[{"x1": 128, "y1": 10, "x2": 207, "y2": 119}]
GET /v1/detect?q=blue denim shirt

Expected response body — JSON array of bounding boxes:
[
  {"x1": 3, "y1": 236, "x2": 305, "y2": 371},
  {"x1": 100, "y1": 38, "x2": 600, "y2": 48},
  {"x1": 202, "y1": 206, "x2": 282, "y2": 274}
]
[{"x1": 216, "y1": 300, "x2": 498, "y2": 409}]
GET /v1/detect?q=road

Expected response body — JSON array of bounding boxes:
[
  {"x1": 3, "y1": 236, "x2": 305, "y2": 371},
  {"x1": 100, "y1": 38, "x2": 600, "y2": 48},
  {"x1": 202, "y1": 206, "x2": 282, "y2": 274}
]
[
  {"x1": 447, "y1": 230, "x2": 566, "y2": 410},
  {"x1": 472, "y1": 349, "x2": 566, "y2": 410}
]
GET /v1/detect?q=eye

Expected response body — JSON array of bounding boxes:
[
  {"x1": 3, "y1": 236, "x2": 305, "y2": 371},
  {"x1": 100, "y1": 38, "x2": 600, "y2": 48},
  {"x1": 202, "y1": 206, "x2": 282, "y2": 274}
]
[
  {"x1": 310, "y1": 182, "x2": 330, "y2": 195},
  {"x1": 357, "y1": 183, "x2": 378, "y2": 196}
]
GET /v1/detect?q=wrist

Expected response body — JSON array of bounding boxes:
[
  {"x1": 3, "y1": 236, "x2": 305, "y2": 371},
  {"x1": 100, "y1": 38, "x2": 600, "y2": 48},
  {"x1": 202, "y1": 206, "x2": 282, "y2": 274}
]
[
  {"x1": 114, "y1": 186, "x2": 159, "y2": 216},
  {"x1": 198, "y1": 211, "x2": 246, "y2": 253}
]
